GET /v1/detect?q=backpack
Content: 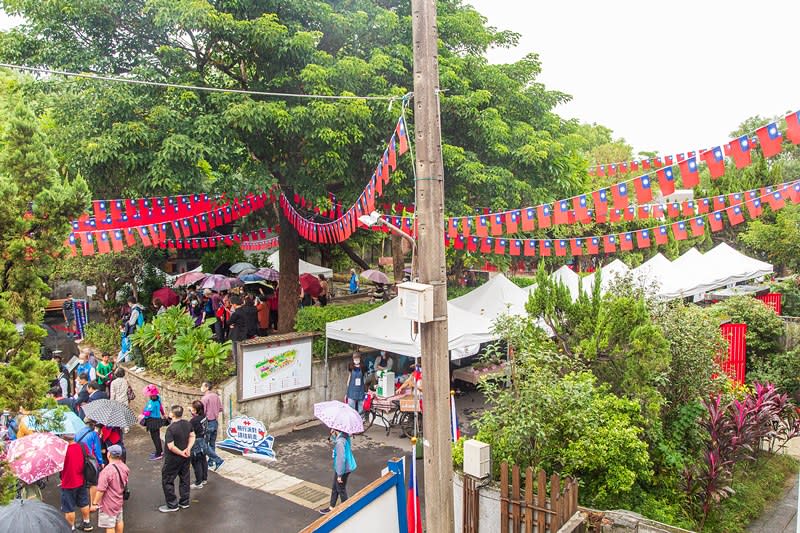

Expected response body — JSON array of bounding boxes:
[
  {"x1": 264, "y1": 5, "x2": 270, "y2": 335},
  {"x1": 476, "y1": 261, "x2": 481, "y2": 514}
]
[
  {"x1": 76, "y1": 435, "x2": 99, "y2": 487},
  {"x1": 136, "y1": 307, "x2": 145, "y2": 328}
]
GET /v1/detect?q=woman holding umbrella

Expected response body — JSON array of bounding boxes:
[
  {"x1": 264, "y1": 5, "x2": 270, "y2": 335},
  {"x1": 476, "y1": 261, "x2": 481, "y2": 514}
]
[{"x1": 313, "y1": 401, "x2": 360, "y2": 515}]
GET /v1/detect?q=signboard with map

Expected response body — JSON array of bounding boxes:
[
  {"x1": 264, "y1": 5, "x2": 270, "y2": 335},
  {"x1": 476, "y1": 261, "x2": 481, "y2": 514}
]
[{"x1": 237, "y1": 333, "x2": 315, "y2": 401}]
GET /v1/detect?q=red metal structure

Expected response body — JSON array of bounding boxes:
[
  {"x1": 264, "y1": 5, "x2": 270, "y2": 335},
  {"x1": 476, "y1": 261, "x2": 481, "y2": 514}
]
[
  {"x1": 756, "y1": 293, "x2": 782, "y2": 315},
  {"x1": 719, "y1": 323, "x2": 747, "y2": 385}
]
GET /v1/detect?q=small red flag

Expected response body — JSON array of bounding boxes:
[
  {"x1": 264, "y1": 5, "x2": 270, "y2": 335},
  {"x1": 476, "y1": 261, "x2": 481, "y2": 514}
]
[
  {"x1": 654, "y1": 225, "x2": 669, "y2": 245},
  {"x1": 636, "y1": 229, "x2": 651, "y2": 249},
  {"x1": 536, "y1": 205, "x2": 551, "y2": 229},
  {"x1": 80, "y1": 233, "x2": 95, "y2": 256},
  {"x1": 553, "y1": 200, "x2": 570, "y2": 225},
  {"x1": 786, "y1": 111, "x2": 800, "y2": 145},
  {"x1": 756, "y1": 123, "x2": 783, "y2": 158},
  {"x1": 611, "y1": 183, "x2": 629, "y2": 211},
  {"x1": 586, "y1": 237, "x2": 600, "y2": 255},
  {"x1": 727, "y1": 135, "x2": 752, "y2": 169},
  {"x1": 573, "y1": 196, "x2": 590, "y2": 222},
  {"x1": 633, "y1": 175, "x2": 653, "y2": 204},
  {"x1": 521, "y1": 208, "x2": 536, "y2": 232},
  {"x1": 523, "y1": 239, "x2": 536, "y2": 256},
  {"x1": 603, "y1": 234, "x2": 617, "y2": 253},
  {"x1": 592, "y1": 189, "x2": 609, "y2": 217},
  {"x1": 620, "y1": 232, "x2": 634, "y2": 251},
  {"x1": 505, "y1": 211, "x2": 519, "y2": 233},
  {"x1": 540, "y1": 240, "x2": 552, "y2": 257},
  {"x1": 656, "y1": 167, "x2": 676, "y2": 196},
  {"x1": 672, "y1": 221, "x2": 688, "y2": 240},
  {"x1": 490, "y1": 214, "x2": 504, "y2": 236},
  {"x1": 708, "y1": 211, "x2": 724, "y2": 232},
  {"x1": 475, "y1": 216, "x2": 488, "y2": 237},
  {"x1": 701, "y1": 147, "x2": 726, "y2": 179},
  {"x1": 678, "y1": 156, "x2": 700, "y2": 188},
  {"x1": 555, "y1": 239, "x2": 567, "y2": 257},
  {"x1": 690, "y1": 217, "x2": 705, "y2": 237}
]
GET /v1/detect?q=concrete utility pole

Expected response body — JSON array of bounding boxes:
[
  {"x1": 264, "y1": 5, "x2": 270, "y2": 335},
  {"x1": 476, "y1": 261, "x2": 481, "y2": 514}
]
[{"x1": 410, "y1": 0, "x2": 455, "y2": 531}]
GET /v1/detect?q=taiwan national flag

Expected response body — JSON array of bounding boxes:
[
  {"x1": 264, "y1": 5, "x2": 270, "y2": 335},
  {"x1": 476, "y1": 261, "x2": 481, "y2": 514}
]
[
  {"x1": 620, "y1": 232, "x2": 634, "y2": 251},
  {"x1": 709, "y1": 211, "x2": 724, "y2": 232},
  {"x1": 522, "y1": 207, "x2": 536, "y2": 231},
  {"x1": 592, "y1": 189, "x2": 609, "y2": 217},
  {"x1": 93, "y1": 200, "x2": 109, "y2": 224},
  {"x1": 756, "y1": 123, "x2": 783, "y2": 158},
  {"x1": 608, "y1": 209, "x2": 622, "y2": 223},
  {"x1": 656, "y1": 166, "x2": 676, "y2": 196},
  {"x1": 608, "y1": 163, "x2": 618, "y2": 176},
  {"x1": 540, "y1": 239, "x2": 552, "y2": 257},
  {"x1": 570, "y1": 238, "x2": 583, "y2": 256},
  {"x1": 510, "y1": 239, "x2": 522, "y2": 256},
  {"x1": 745, "y1": 198, "x2": 763, "y2": 220},
  {"x1": 786, "y1": 111, "x2": 800, "y2": 144},
  {"x1": 67, "y1": 234, "x2": 77, "y2": 256},
  {"x1": 611, "y1": 182, "x2": 629, "y2": 210},
  {"x1": 137, "y1": 227, "x2": 152, "y2": 247},
  {"x1": 553, "y1": 200, "x2": 570, "y2": 225},
  {"x1": 636, "y1": 229, "x2": 651, "y2": 249},
  {"x1": 555, "y1": 239, "x2": 568, "y2": 256},
  {"x1": 476, "y1": 216, "x2": 489, "y2": 237},
  {"x1": 462, "y1": 217, "x2": 473, "y2": 238},
  {"x1": 524, "y1": 239, "x2": 536, "y2": 256},
  {"x1": 642, "y1": 158, "x2": 651, "y2": 170},
  {"x1": 586, "y1": 237, "x2": 600, "y2": 254},
  {"x1": 654, "y1": 225, "x2": 669, "y2": 245},
  {"x1": 682, "y1": 201, "x2": 695, "y2": 217},
  {"x1": 494, "y1": 238, "x2": 507, "y2": 255},
  {"x1": 630, "y1": 160, "x2": 639, "y2": 172},
  {"x1": 728, "y1": 192, "x2": 743, "y2": 205},
  {"x1": 701, "y1": 146, "x2": 726, "y2": 179},
  {"x1": 667, "y1": 202, "x2": 681, "y2": 218},
  {"x1": 573, "y1": 195, "x2": 590, "y2": 222},
  {"x1": 623, "y1": 206, "x2": 635, "y2": 222},
  {"x1": 395, "y1": 116, "x2": 409, "y2": 154},
  {"x1": 634, "y1": 175, "x2": 653, "y2": 204},
  {"x1": 96, "y1": 231, "x2": 111, "y2": 254},
  {"x1": 678, "y1": 156, "x2": 700, "y2": 188},
  {"x1": 491, "y1": 214, "x2": 504, "y2": 236},
  {"x1": 791, "y1": 182, "x2": 800, "y2": 203},
  {"x1": 447, "y1": 218, "x2": 458, "y2": 239},
  {"x1": 453, "y1": 235, "x2": 465, "y2": 250},
  {"x1": 637, "y1": 205, "x2": 651, "y2": 220},
  {"x1": 652, "y1": 204, "x2": 666, "y2": 219},
  {"x1": 713, "y1": 195, "x2": 726, "y2": 212},
  {"x1": 597, "y1": 164, "x2": 606, "y2": 177},
  {"x1": 690, "y1": 217, "x2": 705, "y2": 237},
  {"x1": 124, "y1": 228, "x2": 136, "y2": 247},
  {"x1": 80, "y1": 233, "x2": 95, "y2": 256},
  {"x1": 697, "y1": 198, "x2": 710, "y2": 214},
  {"x1": 480, "y1": 237, "x2": 492, "y2": 254},
  {"x1": 603, "y1": 234, "x2": 617, "y2": 253},
  {"x1": 537, "y1": 205, "x2": 551, "y2": 228},
  {"x1": 407, "y1": 454, "x2": 422, "y2": 533},
  {"x1": 672, "y1": 221, "x2": 688, "y2": 240},
  {"x1": 468, "y1": 237, "x2": 479, "y2": 253},
  {"x1": 505, "y1": 211, "x2": 519, "y2": 233},
  {"x1": 768, "y1": 190, "x2": 785, "y2": 211},
  {"x1": 727, "y1": 135, "x2": 752, "y2": 168}
]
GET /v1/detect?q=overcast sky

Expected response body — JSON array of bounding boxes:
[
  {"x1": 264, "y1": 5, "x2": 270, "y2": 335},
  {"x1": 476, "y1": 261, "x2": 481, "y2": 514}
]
[
  {"x1": 2, "y1": 4, "x2": 798, "y2": 156},
  {"x1": 468, "y1": 0, "x2": 800, "y2": 155}
]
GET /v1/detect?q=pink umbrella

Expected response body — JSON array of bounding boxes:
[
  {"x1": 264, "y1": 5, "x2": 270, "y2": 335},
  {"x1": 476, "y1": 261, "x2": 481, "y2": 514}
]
[
  {"x1": 313, "y1": 401, "x2": 364, "y2": 435},
  {"x1": 361, "y1": 269, "x2": 390, "y2": 284},
  {"x1": 3, "y1": 433, "x2": 68, "y2": 484},
  {"x1": 254, "y1": 268, "x2": 279, "y2": 281},
  {"x1": 152, "y1": 287, "x2": 179, "y2": 307},
  {"x1": 201, "y1": 274, "x2": 243, "y2": 291},
  {"x1": 173, "y1": 271, "x2": 207, "y2": 287}
]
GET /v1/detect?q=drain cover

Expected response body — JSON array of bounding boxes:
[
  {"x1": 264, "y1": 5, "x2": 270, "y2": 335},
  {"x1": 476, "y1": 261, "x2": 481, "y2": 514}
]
[{"x1": 289, "y1": 484, "x2": 328, "y2": 503}]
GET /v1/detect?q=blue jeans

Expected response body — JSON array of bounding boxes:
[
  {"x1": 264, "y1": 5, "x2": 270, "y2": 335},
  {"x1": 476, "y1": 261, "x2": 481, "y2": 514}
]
[
  {"x1": 347, "y1": 398, "x2": 364, "y2": 414},
  {"x1": 206, "y1": 419, "x2": 223, "y2": 466}
]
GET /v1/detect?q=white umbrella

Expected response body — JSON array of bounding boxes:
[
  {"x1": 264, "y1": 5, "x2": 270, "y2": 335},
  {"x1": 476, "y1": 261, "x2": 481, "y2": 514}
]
[{"x1": 313, "y1": 401, "x2": 364, "y2": 435}]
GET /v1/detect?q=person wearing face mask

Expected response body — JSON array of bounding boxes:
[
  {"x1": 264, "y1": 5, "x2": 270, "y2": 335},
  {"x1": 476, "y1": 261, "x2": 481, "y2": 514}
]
[
  {"x1": 318, "y1": 429, "x2": 357, "y2": 515},
  {"x1": 345, "y1": 352, "x2": 367, "y2": 414}
]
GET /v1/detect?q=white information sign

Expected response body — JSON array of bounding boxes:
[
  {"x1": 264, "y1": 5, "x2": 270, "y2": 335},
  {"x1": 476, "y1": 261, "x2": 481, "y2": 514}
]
[{"x1": 240, "y1": 336, "x2": 313, "y2": 400}]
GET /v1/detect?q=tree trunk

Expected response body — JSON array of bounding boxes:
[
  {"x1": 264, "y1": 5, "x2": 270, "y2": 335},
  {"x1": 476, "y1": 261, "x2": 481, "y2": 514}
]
[
  {"x1": 391, "y1": 232, "x2": 405, "y2": 283},
  {"x1": 277, "y1": 209, "x2": 300, "y2": 334},
  {"x1": 338, "y1": 241, "x2": 370, "y2": 270}
]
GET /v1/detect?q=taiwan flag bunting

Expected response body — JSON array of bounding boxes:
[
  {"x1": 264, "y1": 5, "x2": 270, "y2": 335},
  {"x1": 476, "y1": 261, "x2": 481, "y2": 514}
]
[
  {"x1": 480, "y1": 238, "x2": 492, "y2": 254},
  {"x1": 713, "y1": 196, "x2": 726, "y2": 211},
  {"x1": 124, "y1": 228, "x2": 136, "y2": 247},
  {"x1": 447, "y1": 219, "x2": 458, "y2": 239},
  {"x1": 537, "y1": 205, "x2": 552, "y2": 228},
  {"x1": 623, "y1": 206, "x2": 635, "y2": 222},
  {"x1": 573, "y1": 195, "x2": 589, "y2": 222},
  {"x1": 597, "y1": 164, "x2": 606, "y2": 177},
  {"x1": 467, "y1": 237, "x2": 479, "y2": 253},
  {"x1": 608, "y1": 163, "x2": 617, "y2": 176},
  {"x1": 505, "y1": 211, "x2": 519, "y2": 233},
  {"x1": 524, "y1": 239, "x2": 536, "y2": 256},
  {"x1": 637, "y1": 205, "x2": 651, "y2": 220},
  {"x1": 553, "y1": 200, "x2": 570, "y2": 225},
  {"x1": 476, "y1": 216, "x2": 488, "y2": 237},
  {"x1": 701, "y1": 147, "x2": 726, "y2": 179},
  {"x1": 92, "y1": 200, "x2": 108, "y2": 223},
  {"x1": 679, "y1": 156, "x2": 700, "y2": 188},
  {"x1": 697, "y1": 198, "x2": 710, "y2": 214},
  {"x1": 555, "y1": 239, "x2": 567, "y2": 257},
  {"x1": 570, "y1": 238, "x2": 583, "y2": 256},
  {"x1": 672, "y1": 221, "x2": 688, "y2": 240},
  {"x1": 667, "y1": 202, "x2": 681, "y2": 218},
  {"x1": 642, "y1": 158, "x2": 651, "y2": 170},
  {"x1": 80, "y1": 233, "x2": 94, "y2": 256},
  {"x1": 636, "y1": 229, "x2": 651, "y2": 248},
  {"x1": 630, "y1": 161, "x2": 639, "y2": 172},
  {"x1": 709, "y1": 211, "x2": 725, "y2": 232},
  {"x1": 620, "y1": 232, "x2": 634, "y2": 251},
  {"x1": 494, "y1": 238, "x2": 507, "y2": 255},
  {"x1": 586, "y1": 237, "x2": 600, "y2": 255},
  {"x1": 491, "y1": 214, "x2": 503, "y2": 236},
  {"x1": 768, "y1": 190, "x2": 785, "y2": 211},
  {"x1": 395, "y1": 117, "x2": 409, "y2": 154},
  {"x1": 656, "y1": 166, "x2": 676, "y2": 196},
  {"x1": 634, "y1": 175, "x2": 653, "y2": 204},
  {"x1": 592, "y1": 189, "x2": 609, "y2": 216},
  {"x1": 66, "y1": 234, "x2": 77, "y2": 256},
  {"x1": 137, "y1": 227, "x2": 152, "y2": 247},
  {"x1": 95, "y1": 232, "x2": 110, "y2": 254},
  {"x1": 603, "y1": 234, "x2": 617, "y2": 252},
  {"x1": 608, "y1": 209, "x2": 622, "y2": 223},
  {"x1": 786, "y1": 111, "x2": 800, "y2": 144},
  {"x1": 522, "y1": 207, "x2": 536, "y2": 231},
  {"x1": 652, "y1": 204, "x2": 665, "y2": 219},
  {"x1": 682, "y1": 201, "x2": 695, "y2": 217},
  {"x1": 728, "y1": 192, "x2": 743, "y2": 205},
  {"x1": 756, "y1": 123, "x2": 783, "y2": 158},
  {"x1": 509, "y1": 239, "x2": 522, "y2": 256},
  {"x1": 654, "y1": 226, "x2": 669, "y2": 245},
  {"x1": 612, "y1": 183, "x2": 629, "y2": 210},
  {"x1": 462, "y1": 217, "x2": 472, "y2": 238},
  {"x1": 690, "y1": 217, "x2": 705, "y2": 237},
  {"x1": 453, "y1": 236, "x2": 465, "y2": 250},
  {"x1": 728, "y1": 135, "x2": 752, "y2": 168}
]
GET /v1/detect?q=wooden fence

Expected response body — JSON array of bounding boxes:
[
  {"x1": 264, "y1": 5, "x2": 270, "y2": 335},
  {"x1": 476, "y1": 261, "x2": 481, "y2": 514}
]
[{"x1": 499, "y1": 463, "x2": 579, "y2": 533}]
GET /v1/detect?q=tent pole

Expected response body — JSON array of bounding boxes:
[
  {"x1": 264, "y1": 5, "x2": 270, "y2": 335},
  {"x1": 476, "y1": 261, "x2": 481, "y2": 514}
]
[{"x1": 324, "y1": 338, "x2": 330, "y2": 401}]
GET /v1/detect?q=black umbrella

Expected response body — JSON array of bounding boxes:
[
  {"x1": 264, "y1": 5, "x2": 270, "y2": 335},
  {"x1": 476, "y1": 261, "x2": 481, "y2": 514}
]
[
  {"x1": 81, "y1": 399, "x2": 138, "y2": 428},
  {"x1": 0, "y1": 499, "x2": 71, "y2": 533}
]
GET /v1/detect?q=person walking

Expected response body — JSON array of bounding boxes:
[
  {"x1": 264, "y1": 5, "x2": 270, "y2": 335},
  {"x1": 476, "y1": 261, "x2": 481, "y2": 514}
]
[
  {"x1": 60, "y1": 432, "x2": 93, "y2": 531},
  {"x1": 62, "y1": 292, "x2": 76, "y2": 339},
  {"x1": 200, "y1": 382, "x2": 224, "y2": 471},
  {"x1": 318, "y1": 275, "x2": 329, "y2": 306},
  {"x1": 108, "y1": 368, "x2": 129, "y2": 407},
  {"x1": 95, "y1": 353, "x2": 114, "y2": 392},
  {"x1": 345, "y1": 352, "x2": 367, "y2": 414},
  {"x1": 159, "y1": 405, "x2": 195, "y2": 513},
  {"x1": 318, "y1": 430, "x2": 357, "y2": 515},
  {"x1": 140, "y1": 385, "x2": 165, "y2": 460},
  {"x1": 91, "y1": 444, "x2": 129, "y2": 533},
  {"x1": 348, "y1": 269, "x2": 359, "y2": 294},
  {"x1": 189, "y1": 401, "x2": 208, "y2": 489}
]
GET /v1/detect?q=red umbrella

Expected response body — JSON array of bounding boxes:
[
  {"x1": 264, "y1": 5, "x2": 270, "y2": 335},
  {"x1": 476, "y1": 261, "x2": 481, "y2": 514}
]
[
  {"x1": 299, "y1": 273, "x2": 323, "y2": 297},
  {"x1": 173, "y1": 271, "x2": 207, "y2": 287},
  {"x1": 152, "y1": 287, "x2": 179, "y2": 307}
]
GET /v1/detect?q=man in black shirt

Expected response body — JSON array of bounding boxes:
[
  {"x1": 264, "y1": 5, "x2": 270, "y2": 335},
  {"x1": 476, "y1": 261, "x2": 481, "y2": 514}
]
[{"x1": 159, "y1": 405, "x2": 195, "y2": 513}]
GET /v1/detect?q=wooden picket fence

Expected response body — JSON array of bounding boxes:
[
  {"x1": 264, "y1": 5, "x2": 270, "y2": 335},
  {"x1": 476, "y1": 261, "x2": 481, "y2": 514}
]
[{"x1": 499, "y1": 463, "x2": 579, "y2": 533}]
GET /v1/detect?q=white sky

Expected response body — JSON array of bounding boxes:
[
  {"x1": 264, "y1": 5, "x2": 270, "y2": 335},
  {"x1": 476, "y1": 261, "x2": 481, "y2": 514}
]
[
  {"x1": 468, "y1": 0, "x2": 800, "y2": 155},
  {"x1": 3, "y1": 4, "x2": 799, "y2": 156}
]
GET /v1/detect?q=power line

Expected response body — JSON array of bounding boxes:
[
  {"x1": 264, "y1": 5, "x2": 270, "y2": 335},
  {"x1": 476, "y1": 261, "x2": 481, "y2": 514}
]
[{"x1": 0, "y1": 62, "x2": 405, "y2": 101}]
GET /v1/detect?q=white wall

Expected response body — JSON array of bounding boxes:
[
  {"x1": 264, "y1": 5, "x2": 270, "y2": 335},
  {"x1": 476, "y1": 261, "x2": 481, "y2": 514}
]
[{"x1": 330, "y1": 485, "x2": 401, "y2": 533}]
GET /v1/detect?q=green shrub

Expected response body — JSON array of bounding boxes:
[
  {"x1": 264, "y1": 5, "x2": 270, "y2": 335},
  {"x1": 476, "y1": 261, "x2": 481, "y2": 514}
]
[
  {"x1": 294, "y1": 302, "x2": 380, "y2": 358},
  {"x1": 748, "y1": 348, "x2": 800, "y2": 397},
  {"x1": 710, "y1": 296, "x2": 784, "y2": 372},
  {"x1": 83, "y1": 322, "x2": 121, "y2": 355},
  {"x1": 769, "y1": 277, "x2": 800, "y2": 317},
  {"x1": 509, "y1": 276, "x2": 535, "y2": 288}
]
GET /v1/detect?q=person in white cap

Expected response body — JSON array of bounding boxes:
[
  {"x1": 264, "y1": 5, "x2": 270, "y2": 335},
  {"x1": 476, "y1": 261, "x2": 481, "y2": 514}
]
[{"x1": 91, "y1": 444, "x2": 129, "y2": 533}]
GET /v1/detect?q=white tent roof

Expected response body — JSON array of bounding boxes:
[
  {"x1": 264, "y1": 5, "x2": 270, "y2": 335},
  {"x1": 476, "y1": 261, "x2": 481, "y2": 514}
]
[
  {"x1": 703, "y1": 242, "x2": 773, "y2": 286},
  {"x1": 549, "y1": 265, "x2": 582, "y2": 301},
  {"x1": 267, "y1": 250, "x2": 333, "y2": 278},
  {"x1": 325, "y1": 298, "x2": 496, "y2": 359},
  {"x1": 583, "y1": 259, "x2": 630, "y2": 294},
  {"x1": 450, "y1": 274, "x2": 529, "y2": 318},
  {"x1": 631, "y1": 253, "x2": 672, "y2": 292}
]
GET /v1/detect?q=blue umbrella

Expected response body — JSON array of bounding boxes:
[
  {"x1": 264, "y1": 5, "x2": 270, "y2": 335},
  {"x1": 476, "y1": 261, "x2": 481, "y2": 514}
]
[
  {"x1": 26, "y1": 409, "x2": 86, "y2": 435},
  {"x1": 239, "y1": 273, "x2": 266, "y2": 283}
]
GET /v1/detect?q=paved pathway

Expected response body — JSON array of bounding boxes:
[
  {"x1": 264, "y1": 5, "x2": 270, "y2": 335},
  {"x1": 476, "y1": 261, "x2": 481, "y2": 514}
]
[{"x1": 747, "y1": 438, "x2": 800, "y2": 533}]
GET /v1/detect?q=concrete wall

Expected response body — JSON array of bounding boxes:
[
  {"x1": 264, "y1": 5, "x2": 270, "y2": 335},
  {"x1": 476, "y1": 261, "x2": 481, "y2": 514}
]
[
  {"x1": 123, "y1": 352, "x2": 352, "y2": 432},
  {"x1": 452, "y1": 472, "x2": 503, "y2": 533}
]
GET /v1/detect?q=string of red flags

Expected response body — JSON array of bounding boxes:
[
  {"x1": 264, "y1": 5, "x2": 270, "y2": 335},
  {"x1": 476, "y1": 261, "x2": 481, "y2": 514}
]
[
  {"x1": 281, "y1": 114, "x2": 411, "y2": 244},
  {"x1": 66, "y1": 192, "x2": 276, "y2": 257},
  {"x1": 154, "y1": 227, "x2": 278, "y2": 251},
  {"x1": 443, "y1": 180, "x2": 799, "y2": 258},
  {"x1": 587, "y1": 111, "x2": 799, "y2": 177},
  {"x1": 240, "y1": 236, "x2": 280, "y2": 252}
]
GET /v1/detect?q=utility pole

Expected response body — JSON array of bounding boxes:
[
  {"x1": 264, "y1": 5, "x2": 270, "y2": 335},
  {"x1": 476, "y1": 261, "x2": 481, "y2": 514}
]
[{"x1": 411, "y1": 0, "x2": 454, "y2": 531}]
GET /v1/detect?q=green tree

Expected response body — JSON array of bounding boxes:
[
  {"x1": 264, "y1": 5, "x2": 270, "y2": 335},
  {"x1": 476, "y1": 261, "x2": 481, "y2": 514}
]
[{"x1": 739, "y1": 204, "x2": 800, "y2": 275}]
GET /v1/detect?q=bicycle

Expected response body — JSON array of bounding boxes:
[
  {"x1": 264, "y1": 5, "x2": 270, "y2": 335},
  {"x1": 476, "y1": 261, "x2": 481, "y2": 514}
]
[{"x1": 361, "y1": 392, "x2": 422, "y2": 439}]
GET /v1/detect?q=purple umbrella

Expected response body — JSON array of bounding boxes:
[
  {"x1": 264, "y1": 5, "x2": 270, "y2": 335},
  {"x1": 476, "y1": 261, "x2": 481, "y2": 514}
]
[
  {"x1": 173, "y1": 271, "x2": 207, "y2": 287},
  {"x1": 314, "y1": 401, "x2": 364, "y2": 435},
  {"x1": 361, "y1": 269, "x2": 390, "y2": 284},
  {"x1": 201, "y1": 274, "x2": 243, "y2": 291},
  {"x1": 254, "y1": 268, "x2": 279, "y2": 281}
]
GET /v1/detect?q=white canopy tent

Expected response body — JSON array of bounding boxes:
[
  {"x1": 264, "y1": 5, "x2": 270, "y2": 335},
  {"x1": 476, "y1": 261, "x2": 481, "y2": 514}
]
[
  {"x1": 267, "y1": 250, "x2": 333, "y2": 278},
  {"x1": 537, "y1": 265, "x2": 582, "y2": 301},
  {"x1": 703, "y1": 243, "x2": 773, "y2": 286},
  {"x1": 325, "y1": 297, "x2": 496, "y2": 359},
  {"x1": 450, "y1": 273, "x2": 529, "y2": 318},
  {"x1": 631, "y1": 253, "x2": 673, "y2": 293},
  {"x1": 582, "y1": 259, "x2": 630, "y2": 295}
]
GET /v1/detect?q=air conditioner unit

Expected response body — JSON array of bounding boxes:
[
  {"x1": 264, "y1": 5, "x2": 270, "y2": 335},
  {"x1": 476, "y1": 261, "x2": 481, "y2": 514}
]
[{"x1": 463, "y1": 439, "x2": 490, "y2": 479}]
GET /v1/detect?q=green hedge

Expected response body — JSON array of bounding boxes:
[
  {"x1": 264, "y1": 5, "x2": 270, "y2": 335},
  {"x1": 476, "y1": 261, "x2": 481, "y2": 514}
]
[
  {"x1": 294, "y1": 302, "x2": 381, "y2": 358},
  {"x1": 83, "y1": 322, "x2": 121, "y2": 355}
]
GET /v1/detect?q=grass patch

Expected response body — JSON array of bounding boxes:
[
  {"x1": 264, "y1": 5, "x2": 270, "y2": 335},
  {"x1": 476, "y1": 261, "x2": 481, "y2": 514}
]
[{"x1": 702, "y1": 452, "x2": 798, "y2": 533}]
